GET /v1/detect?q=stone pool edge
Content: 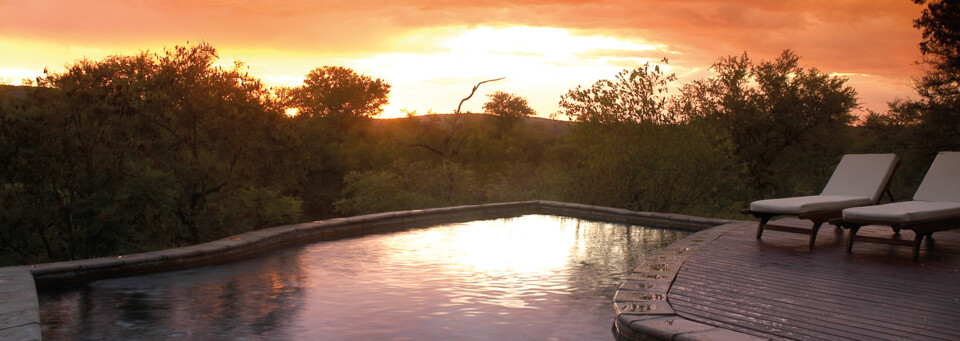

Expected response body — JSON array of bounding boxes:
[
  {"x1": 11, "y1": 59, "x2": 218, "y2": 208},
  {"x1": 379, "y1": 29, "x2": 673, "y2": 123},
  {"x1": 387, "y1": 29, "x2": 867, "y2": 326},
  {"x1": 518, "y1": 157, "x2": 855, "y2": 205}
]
[
  {"x1": 0, "y1": 200, "x2": 736, "y2": 341},
  {"x1": 612, "y1": 222, "x2": 769, "y2": 341},
  {"x1": 0, "y1": 267, "x2": 39, "y2": 341}
]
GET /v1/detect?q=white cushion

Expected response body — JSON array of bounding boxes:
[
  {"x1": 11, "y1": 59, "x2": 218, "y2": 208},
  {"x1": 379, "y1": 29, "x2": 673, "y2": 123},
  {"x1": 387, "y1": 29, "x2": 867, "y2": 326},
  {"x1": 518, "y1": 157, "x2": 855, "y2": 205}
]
[
  {"x1": 750, "y1": 195, "x2": 874, "y2": 215},
  {"x1": 821, "y1": 153, "x2": 899, "y2": 202},
  {"x1": 843, "y1": 201, "x2": 960, "y2": 225},
  {"x1": 913, "y1": 151, "x2": 960, "y2": 203}
]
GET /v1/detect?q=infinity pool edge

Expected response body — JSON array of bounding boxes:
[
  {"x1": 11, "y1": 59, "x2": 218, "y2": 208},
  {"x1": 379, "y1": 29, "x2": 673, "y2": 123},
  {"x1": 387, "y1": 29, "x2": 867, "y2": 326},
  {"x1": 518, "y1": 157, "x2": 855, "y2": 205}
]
[{"x1": 1, "y1": 200, "x2": 736, "y2": 341}]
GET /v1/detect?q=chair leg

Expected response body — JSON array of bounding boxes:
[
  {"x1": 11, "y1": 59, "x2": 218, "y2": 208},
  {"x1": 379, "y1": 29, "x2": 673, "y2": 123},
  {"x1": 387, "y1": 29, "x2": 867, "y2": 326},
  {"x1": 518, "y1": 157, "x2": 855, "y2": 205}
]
[
  {"x1": 912, "y1": 233, "x2": 925, "y2": 261},
  {"x1": 809, "y1": 222, "x2": 824, "y2": 249},
  {"x1": 847, "y1": 225, "x2": 861, "y2": 252},
  {"x1": 756, "y1": 216, "x2": 771, "y2": 239}
]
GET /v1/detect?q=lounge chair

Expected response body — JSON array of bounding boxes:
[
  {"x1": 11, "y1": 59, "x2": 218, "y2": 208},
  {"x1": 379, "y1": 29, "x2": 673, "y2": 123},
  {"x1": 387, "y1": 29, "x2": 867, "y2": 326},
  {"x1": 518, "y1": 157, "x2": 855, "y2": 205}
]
[
  {"x1": 742, "y1": 153, "x2": 900, "y2": 248},
  {"x1": 841, "y1": 151, "x2": 960, "y2": 260}
]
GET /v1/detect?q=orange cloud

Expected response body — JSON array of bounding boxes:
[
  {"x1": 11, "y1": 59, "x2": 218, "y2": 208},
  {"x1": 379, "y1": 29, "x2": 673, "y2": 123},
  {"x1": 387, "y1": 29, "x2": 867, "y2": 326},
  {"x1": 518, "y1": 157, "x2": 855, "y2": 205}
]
[{"x1": 0, "y1": 0, "x2": 925, "y2": 116}]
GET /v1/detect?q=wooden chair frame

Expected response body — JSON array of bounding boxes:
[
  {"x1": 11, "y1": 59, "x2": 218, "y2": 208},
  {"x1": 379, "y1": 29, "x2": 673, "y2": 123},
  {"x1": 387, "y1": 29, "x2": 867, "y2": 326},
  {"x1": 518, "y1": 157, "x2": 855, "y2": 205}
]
[
  {"x1": 743, "y1": 186, "x2": 895, "y2": 249},
  {"x1": 840, "y1": 218, "x2": 960, "y2": 261}
]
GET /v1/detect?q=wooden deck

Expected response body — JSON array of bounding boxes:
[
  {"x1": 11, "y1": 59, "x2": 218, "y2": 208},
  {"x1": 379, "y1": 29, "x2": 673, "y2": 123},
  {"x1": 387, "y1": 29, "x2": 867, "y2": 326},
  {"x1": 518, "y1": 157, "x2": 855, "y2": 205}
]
[{"x1": 670, "y1": 219, "x2": 960, "y2": 341}]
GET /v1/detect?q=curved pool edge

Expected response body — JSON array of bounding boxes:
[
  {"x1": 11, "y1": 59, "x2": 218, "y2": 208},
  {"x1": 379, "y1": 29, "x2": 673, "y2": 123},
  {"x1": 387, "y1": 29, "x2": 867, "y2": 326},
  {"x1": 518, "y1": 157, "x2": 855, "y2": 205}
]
[
  {"x1": 612, "y1": 222, "x2": 766, "y2": 341},
  {"x1": 0, "y1": 200, "x2": 738, "y2": 341},
  {"x1": 0, "y1": 267, "x2": 40, "y2": 341}
]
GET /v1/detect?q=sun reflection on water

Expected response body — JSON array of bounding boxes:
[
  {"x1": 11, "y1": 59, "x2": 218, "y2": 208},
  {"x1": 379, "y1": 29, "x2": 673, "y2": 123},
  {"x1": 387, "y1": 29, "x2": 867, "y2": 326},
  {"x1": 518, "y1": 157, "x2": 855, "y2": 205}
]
[
  {"x1": 419, "y1": 215, "x2": 576, "y2": 275},
  {"x1": 39, "y1": 214, "x2": 690, "y2": 340}
]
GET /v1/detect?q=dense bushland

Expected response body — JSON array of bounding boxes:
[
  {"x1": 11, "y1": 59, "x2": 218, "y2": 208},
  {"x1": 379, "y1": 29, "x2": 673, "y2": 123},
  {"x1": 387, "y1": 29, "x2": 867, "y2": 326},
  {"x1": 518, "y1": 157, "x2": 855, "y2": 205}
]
[{"x1": 1, "y1": 1, "x2": 957, "y2": 266}]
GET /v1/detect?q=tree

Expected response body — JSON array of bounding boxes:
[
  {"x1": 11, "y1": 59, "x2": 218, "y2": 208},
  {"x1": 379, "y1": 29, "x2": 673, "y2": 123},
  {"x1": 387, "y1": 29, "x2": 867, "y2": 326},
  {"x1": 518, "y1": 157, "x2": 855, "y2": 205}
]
[
  {"x1": 677, "y1": 50, "x2": 858, "y2": 196},
  {"x1": 482, "y1": 91, "x2": 535, "y2": 128},
  {"x1": 559, "y1": 59, "x2": 677, "y2": 124},
  {"x1": 886, "y1": 0, "x2": 960, "y2": 153},
  {"x1": 0, "y1": 43, "x2": 302, "y2": 264},
  {"x1": 286, "y1": 66, "x2": 390, "y2": 127},
  {"x1": 279, "y1": 67, "x2": 391, "y2": 217},
  {"x1": 858, "y1": 1, "x2": 960, "y2": 196},
  {"x1": 399, "y1": 78, "x2": 503, "y2": 160},
  {"x1": 915, "y1": 0, "x2": 960, "y2": 90}
]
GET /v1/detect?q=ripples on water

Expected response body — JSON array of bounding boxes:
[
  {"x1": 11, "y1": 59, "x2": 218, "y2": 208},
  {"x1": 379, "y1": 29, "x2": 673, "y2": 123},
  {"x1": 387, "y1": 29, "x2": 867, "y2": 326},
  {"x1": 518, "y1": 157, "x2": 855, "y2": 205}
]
[{"x1": 39, "y1": 215, "x2": 689, "y2": 340}]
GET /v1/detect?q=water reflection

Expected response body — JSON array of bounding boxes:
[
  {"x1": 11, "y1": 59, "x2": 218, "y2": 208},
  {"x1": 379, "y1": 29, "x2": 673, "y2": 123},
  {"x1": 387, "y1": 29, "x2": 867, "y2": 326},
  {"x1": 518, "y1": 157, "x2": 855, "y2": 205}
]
[{"x1": 39, "y1": 215, "x2": 688, "y2": 340}]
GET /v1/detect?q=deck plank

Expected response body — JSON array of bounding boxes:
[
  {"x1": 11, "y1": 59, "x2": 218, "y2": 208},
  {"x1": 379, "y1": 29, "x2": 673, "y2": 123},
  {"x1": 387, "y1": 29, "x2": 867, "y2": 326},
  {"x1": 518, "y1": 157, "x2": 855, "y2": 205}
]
[
  {"x1": 668, "y1": 219, "x2": 960, "y2": 341},
  {"x1": 671, "y1": 279, "x2": 958, "y2": 340}
]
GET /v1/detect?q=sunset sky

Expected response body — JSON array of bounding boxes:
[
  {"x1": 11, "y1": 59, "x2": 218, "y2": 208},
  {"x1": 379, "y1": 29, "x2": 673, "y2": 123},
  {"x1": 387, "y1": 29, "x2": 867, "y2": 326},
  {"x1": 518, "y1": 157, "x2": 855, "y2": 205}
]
[{"x1": 0, "y1": 0, "x2": 924, "y2": 118}]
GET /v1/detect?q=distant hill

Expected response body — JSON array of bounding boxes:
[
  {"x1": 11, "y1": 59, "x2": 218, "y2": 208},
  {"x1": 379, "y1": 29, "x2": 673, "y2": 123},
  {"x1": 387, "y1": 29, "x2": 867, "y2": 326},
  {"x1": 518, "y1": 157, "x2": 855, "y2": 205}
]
[
  {"x1": 373, "y1": 112, "x2": 573, "y2": 129},
  {"x1": 0, "y1": 86, "x2": 574, "y2": 133},
  {"x1": 0, "y1": 84, "x2": 29, "y2": 99}
]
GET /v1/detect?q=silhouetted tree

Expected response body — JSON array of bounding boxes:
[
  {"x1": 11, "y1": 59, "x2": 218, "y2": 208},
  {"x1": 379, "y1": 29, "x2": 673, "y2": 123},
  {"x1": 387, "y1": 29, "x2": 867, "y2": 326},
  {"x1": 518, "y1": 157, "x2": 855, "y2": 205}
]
[
  {"x1": 400, "y1": 78, "x2": 502, "y2": 160},
  {"x1": 4, "y1": 41, "x2": 917, "y2": 266},
  {"x1": 676, "y1": 50, "x2": 858, "y2": 196},
  {"x1": 0, "y1": 43, "x2": 302, "y2": 264},
  {"x1": 855, "y1": 1, "x2": 960, "y2": 196},
  {"x1": 885, "y1": 0, "x2": 960, "y2": 153},
  {"x1": 276, "y1": 66, "x2": 392, "y2": 217},
  {"x1": 286, "y1": 66, "x2": 390, "y2": 128},
  {"x1": 915, "y1": 0, "x2": 960, "y2": 88},
  {"x1": 483, "y1": 91, "x2": 535, "y2": 129},
  {"x1": 560, "y1": 59, "x2": 677, "y2": 124}
]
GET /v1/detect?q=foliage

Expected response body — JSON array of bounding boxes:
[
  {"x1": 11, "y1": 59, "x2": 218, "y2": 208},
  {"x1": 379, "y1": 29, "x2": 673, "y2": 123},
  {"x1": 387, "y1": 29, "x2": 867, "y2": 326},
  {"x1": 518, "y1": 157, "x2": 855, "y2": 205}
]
[
  {"x1": 915, "y1": 0, "x2": 960, "y2": 89},
  {"x1": 890, "y1": 0, "x2": 960, "y2": 153},
  {"x1": 482, "y1": 91, "x2": 535, "y2": 129},
  {"x1": 675, "y1": 50, "x2": 858, "y2": 196},
  {"x1": 273, "y1": 67, "x2": 395, "y2": 218},
  {"x1": 0, "y1": 44, "x2": 302, "y2": 265},
  {"x1": 5, "y1": 34, "x2": 956, "y2": 266},
  {"x1": 560, "y1": 59, "x2": 677, "y2": 124},
  {"x1": 284, "y1": 66, "x2": 390, "y2": 128},
  {"x1": 335, "y1": 114, "x2": 567, "y2": 215},
  {"x1": 559, "y1": 120, "x2": 745, "y2": 217},
  {"x1": 862, "y1": 1, "x2": 960, "y2": 197}
]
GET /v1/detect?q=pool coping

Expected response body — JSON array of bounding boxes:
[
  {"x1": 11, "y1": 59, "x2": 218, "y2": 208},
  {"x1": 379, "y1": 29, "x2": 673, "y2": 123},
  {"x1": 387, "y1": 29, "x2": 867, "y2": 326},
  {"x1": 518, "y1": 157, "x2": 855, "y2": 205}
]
[
  {"x1": 0, "y1": 267, "x2": 39, "y2": 341},
  {"x1": 0, "y1": 200, "x2": 736, "y2": 341},
  {"x1": 612, "y1": 222, "x2": 769, "y2": 341}
]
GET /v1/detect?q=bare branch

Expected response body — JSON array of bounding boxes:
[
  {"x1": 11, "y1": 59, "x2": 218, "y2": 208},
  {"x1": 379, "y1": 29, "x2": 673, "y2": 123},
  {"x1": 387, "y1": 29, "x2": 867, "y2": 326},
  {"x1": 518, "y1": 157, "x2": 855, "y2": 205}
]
[
  {"x1": 396, "y1": 140, "x2": 447, "y2": 158},
  {"x1": 455, "y1": 77, "x2": 505, "y2": 115},
  {"x1": 398, "y1": 77, "x2": 504, "y2": 161}
]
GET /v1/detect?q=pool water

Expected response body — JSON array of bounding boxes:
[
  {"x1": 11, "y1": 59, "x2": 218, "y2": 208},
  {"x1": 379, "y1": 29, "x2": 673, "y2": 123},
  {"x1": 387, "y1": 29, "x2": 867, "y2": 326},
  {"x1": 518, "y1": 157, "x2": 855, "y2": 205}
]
[{"x1": 39, "y1": 214, "x2": 689, "y2": 340}]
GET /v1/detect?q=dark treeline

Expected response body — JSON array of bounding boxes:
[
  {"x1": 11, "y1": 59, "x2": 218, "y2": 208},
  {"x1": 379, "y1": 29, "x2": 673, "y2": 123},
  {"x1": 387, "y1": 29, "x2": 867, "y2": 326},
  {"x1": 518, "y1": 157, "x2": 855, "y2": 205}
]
[{"x1": 1, "y1": 0, "x2": 957, "y2": 266}]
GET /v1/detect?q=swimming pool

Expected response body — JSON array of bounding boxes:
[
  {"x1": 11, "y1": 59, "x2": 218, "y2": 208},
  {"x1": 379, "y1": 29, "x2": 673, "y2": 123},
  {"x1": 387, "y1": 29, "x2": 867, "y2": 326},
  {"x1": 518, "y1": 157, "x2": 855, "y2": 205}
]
[{"x1": 39, "y1": 214, "x2": 689, "y2": 340}]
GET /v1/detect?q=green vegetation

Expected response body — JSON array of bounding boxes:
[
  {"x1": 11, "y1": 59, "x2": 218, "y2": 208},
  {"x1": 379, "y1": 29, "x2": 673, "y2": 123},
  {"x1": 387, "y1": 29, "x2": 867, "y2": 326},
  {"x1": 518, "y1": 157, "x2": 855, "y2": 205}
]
[
  {"x1": 1, "y1": 1, "x2": 957, "y2": 266},
  {"x1": 861, "y1": 0, "x2": 960, "y2": 199},
  {"x1": 1, "y1": 44, "x2": 303, "y2": 264},
  {"x1": 483, "y1": 91, "x2": 536, "y2": 130}
]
